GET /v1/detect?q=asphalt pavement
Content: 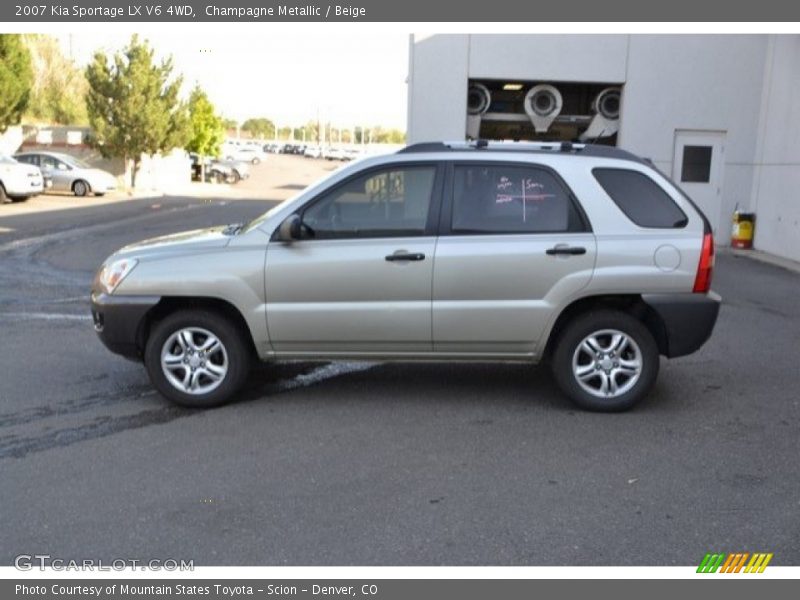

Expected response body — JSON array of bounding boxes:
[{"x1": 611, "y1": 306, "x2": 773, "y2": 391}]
[{"x1": 0, "y1": 159, "x2": 798, "y2": 566}]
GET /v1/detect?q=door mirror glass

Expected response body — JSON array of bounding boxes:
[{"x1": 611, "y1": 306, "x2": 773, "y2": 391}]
[{"x1": 276, "y1": 214, "x2": 302, "y2": 242}]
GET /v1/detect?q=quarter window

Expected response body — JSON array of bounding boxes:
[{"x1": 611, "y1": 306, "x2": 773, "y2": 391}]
[
  {"x1": 302, "y1": 166, "x2": 436, "y2": 239},
  {"x1": 593, "y1": 168, "x2": 688, "y2": 228},
  {"x1": 451, "y1": 165, "x2": 583, "y2": 234}
]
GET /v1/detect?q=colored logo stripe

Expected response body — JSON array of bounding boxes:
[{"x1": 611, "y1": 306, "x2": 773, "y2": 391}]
[
  {"x1": 697, "y1": 553, "x2": 725, "y2": 573},
  {"x1": 697, "y1": 552, "x2": 773, "y2": 573},
  {"x1": 745, "y1": 553, "x2": 773, "y2": 573}
]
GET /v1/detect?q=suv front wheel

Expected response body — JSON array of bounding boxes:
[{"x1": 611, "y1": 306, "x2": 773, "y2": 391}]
[
  {"x1": 551, "y1": 310, "x2": 659, "y2": 412},
  {"x1": 144, "y1": 310, "x2": 252, "y2": 408}
]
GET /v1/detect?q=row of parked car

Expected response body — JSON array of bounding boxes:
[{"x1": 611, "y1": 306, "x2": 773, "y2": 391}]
[
  {"x1": 0, "y1": 151, "x2": 118, "y2": 203},
  {"x1": 262, "y1": 141, "x2": 364, "y2": 161}
]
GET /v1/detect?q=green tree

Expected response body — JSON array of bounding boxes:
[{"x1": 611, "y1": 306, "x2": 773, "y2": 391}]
[
  {"x1": 0, "y1": 34, "x2": 33, "y2": 132},
  {"x1": 186, "y1": 85, "x2": 224, "y2": 181},
  {"x1": 241, "y1": 117, "x2": 275, "y2": 140},
  {"x1": 85, "y1": 35, "x2": 188, "y2": 188},
  {"x1": 221, "y1": 117, "x2": 238, "y2": 132},
  {"x1": 23, "y1": 34, "x2": 88, "y2": 125},
  {"x1": 368, "y1": 126, "x2": 406, "y2": 144}
]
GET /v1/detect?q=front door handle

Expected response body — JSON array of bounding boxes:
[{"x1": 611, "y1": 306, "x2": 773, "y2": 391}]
[
  {"x1": 546, "y1": 246, "x2": 587, "y2": 256},
  {"x1": 385, "y1": 252, "x2": 426, "y2": 262}
]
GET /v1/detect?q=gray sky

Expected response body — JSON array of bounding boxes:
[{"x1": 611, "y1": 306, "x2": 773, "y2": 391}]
[{"x1": 57, "y1": 32, "x2": 409, "y2": 129}]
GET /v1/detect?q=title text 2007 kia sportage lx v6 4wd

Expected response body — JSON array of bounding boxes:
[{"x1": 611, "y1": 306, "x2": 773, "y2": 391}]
[{"x1": 91, "y1": 141, "x2": 720, "y2": 411}]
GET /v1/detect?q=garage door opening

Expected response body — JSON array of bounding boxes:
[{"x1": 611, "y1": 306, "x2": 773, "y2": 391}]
[{"x1": 466, "y1": 79, "x2": 622, "y2": 145}]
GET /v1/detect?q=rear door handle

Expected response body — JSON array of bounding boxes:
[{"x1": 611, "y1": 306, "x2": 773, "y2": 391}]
[
  {"x1": 546, "y1": 246, "x2": 587, "y2": 256},
  {"x1": 385, "y1": 252, "x2": 426, "y2": 262}
]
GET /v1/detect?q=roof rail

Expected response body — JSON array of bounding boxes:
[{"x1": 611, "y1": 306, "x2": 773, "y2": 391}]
[
  {"x1": 399, "y1": 140, "x2": 585, "y2": 153},
  {"x1": 398, "y1": 139, "x2": 645, "y2": 163}
]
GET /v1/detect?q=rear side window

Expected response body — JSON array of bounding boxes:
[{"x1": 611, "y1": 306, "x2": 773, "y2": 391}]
[
  {"x1": 593, "y1": 168, "x2": 688, "y2": 228},
  {"x1": 452, "y1": 164, "x2": 585, "y2": 234}
]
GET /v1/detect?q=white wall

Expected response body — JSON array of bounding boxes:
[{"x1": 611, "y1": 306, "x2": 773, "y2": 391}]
[
  {"x1": 468, "y1": 34, "x2": 629, "y2": 82},
  {"x1": 750, "y1": 35, "x2": 800, "y2": 262},
  {"x1": 407, "y1": 34, "x2": 469, "y2": 143},
  {"x1": 0, "y1": 126, "x2": 23, "y2": 155}
]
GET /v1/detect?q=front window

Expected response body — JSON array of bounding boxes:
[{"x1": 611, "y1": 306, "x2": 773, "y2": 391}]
[{"x1": 301, "y1": 166, "x2": 436, "y2": 239}]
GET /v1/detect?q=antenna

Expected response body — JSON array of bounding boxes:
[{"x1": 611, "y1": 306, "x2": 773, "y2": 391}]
[{"x1": 587, "y1": 128, "x2": 607, "y2": 146}]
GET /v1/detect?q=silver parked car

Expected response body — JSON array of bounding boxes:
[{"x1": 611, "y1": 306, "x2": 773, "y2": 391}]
[
  {"x1": 15, "y1": 151, "x2": 117, "y2": 197},
  {"x1": 91, "y1": 141, "x2": 720, "y2": 412}
]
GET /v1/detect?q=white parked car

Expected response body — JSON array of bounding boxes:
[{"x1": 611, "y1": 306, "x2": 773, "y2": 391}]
[
  {"x1": 0, "y1": 154, "x2": 44, "y2": 203},
  {"x1": 303, "y1": 145, "x2": 323, "y2": 159},
  {"x1": 323, "y1": 146, "x2": 348, "y2": 161},
  {"x1": 222, "y1": 145, "x2": 265, "y2": 165}
]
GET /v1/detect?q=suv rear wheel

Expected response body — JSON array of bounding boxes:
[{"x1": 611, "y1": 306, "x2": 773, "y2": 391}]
[
  {"x1": 144, "y1": 310, "x2": 252, "y2": 408},
  {"x1": 551, "y1": 310, "x2": 659, "y2": 411}
]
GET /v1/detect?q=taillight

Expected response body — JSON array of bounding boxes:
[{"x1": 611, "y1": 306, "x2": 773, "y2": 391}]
[{"x1": 693, "y1": 232, "x2": 715, "y2": 293}]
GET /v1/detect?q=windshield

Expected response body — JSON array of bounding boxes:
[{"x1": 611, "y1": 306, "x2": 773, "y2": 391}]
[
  {"x1": 241, "y1": 156, "x2": 369, "y2": 234},
  {"x1": 57, "y1": 154, "x2": 92, "y2": 169},
  {"x1": 241, "y1": 197, "x2": 296, "y2": 234}
]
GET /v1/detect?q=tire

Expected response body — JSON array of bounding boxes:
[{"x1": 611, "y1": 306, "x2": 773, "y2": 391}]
[
  {"x1": 251, "y1": 157, "x2": 260, "y2": 165},
  {"x1": 73, "y1": 180, "x2": 90, "y2": 197},
  {"x1": 229, "y1": 170, "x2": 241, "y2": 184},
  {"x1": 144, "y1": 310, "x2": 252, "y2": 408},
  {"x1": 551, "y1": 310, "x2": 659, "y2": 412},
  {"x1": 0, "y1": 183, "x2": 9, "y2": 204}
]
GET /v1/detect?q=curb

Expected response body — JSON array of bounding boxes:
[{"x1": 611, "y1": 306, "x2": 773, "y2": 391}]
[{"x1": 722, "y1": 247, "x2": 800, "y2": 275}]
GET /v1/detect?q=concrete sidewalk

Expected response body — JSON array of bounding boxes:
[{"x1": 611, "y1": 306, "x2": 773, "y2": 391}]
[{"x1": 721, "y1": 246, "x2": 800, "y2": 275}]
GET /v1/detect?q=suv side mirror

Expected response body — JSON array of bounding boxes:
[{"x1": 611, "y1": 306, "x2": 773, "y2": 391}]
[{"x1": 276, "y1": 214, "x2": 302, "y2": 242}]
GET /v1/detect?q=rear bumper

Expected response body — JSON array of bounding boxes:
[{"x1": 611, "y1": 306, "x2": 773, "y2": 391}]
[
  {"x1": 90, "y1": 292, "x2": 160, "y2": 360},
  {"x1": 642, "y1": 291, "x2": 721, "y2": 358},
  {"x1": 5, "y1": 180, "x2": 43, "y2": 196}
]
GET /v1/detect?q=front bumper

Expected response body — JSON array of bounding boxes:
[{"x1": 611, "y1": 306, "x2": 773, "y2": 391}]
[
  {"x1": 90, "y1": 292, "x2": 160, "y2": 360},
  {"x1": 642, "y1": 291, "x2": 722, "y2": 358}
]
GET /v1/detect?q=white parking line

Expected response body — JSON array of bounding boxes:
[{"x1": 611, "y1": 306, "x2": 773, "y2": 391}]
[
  {"x1": 45, "y1": 296, "x2": 89, "y2": 304},
  {"x1": 0, "y1": 203, "x2": 204, "y2": 254},
  {"x1": 0, "y1": 312, "x2": 92, "y2": 322},
  {"x1": 277, "y1": 362, "x2": 377, "y2": 392}
]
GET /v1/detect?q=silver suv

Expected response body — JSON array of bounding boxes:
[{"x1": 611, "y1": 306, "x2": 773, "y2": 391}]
[{"x1": 91, "y1": 141, "x2": 720, "y2": 411}]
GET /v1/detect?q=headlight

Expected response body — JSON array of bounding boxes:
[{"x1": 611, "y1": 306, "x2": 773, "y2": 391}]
[{"x1": 98, "y1": 258, "x2": 138, "y2": 294}]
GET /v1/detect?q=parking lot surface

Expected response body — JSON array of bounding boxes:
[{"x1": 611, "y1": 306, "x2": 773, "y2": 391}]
[{"x1": 1, "y1": 156, "x2": 798, "y2": 565}]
